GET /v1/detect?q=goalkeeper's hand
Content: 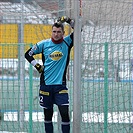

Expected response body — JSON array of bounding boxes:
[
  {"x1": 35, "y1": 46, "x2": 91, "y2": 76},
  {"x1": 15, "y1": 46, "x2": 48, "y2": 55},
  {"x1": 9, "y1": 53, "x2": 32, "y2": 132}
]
[
  {"x1": 34, "y1": 63, "x2": 44, "y2": 73},
  {"x1": 57, "y1": 16, "x2": 74, "y2": 29}
]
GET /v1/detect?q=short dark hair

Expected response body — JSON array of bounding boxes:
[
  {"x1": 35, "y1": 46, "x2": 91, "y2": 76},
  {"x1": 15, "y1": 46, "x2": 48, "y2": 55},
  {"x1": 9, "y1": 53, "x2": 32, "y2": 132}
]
[{"x1": 52, "y1": 22, "x2": 64, "y2": 31}]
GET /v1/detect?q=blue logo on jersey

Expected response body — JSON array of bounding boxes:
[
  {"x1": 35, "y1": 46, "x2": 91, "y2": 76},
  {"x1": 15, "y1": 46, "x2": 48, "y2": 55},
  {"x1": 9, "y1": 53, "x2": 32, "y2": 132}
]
[
  {"x1": 49, "y1": 51, "x2": 63, "y2": 61},
  {"x1": 29, "y1": 45, "x2": 37, "y2": 56}
]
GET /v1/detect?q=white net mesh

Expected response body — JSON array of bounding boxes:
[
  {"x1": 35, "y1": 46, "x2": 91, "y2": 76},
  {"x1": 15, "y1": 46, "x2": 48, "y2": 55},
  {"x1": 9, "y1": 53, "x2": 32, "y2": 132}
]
[{"x1": 0, "y1": 0, "x2": 133, "y2": 133}]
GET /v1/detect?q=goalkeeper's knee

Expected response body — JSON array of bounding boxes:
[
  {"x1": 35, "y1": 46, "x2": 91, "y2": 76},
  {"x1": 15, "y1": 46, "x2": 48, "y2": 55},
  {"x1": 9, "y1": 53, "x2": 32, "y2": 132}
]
[{"x1": 58, "y1": 105, "x2": 70, "y2": 122}]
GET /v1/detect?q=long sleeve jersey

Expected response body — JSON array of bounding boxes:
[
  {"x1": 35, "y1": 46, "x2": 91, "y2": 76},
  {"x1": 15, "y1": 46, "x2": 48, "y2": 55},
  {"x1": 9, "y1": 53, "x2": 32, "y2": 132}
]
[{"x1": 25, "y1": 33, "x2": 73, "y2": 85}]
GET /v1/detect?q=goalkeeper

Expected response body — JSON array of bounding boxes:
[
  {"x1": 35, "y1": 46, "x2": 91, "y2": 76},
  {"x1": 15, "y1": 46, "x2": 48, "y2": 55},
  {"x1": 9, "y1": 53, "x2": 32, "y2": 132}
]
[{"x1": 25, "y1": 16, "x2": 74, "y2": 133}]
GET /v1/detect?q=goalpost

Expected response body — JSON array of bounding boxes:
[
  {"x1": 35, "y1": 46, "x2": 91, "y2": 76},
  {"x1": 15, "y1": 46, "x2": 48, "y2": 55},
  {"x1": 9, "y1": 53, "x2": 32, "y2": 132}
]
[
  {"x1": 73, "y1": 0, "x2": 82, "y2": 133},
  {"x1": 0, "y1": 0, "x2": 132, "y2": 133}
]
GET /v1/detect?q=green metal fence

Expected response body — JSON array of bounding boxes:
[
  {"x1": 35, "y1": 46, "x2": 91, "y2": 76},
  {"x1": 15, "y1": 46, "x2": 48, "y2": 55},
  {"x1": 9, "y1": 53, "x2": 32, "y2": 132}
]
[{"x1": 0, "y1": 42, "x2": 132, "y2": 133}]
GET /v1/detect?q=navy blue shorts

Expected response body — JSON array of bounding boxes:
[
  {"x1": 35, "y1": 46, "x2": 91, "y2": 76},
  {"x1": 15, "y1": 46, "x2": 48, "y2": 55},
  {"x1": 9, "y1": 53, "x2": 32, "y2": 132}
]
[{"x1": 39, "y1": 84, "x2": 69, "y2": 109}]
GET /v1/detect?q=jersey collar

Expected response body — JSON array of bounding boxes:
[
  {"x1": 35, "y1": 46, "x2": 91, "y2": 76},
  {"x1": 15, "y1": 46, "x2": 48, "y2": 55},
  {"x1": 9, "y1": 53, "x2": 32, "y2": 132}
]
[{"x1": 51, "y1": 37, "x2": 63, "y2": 44}]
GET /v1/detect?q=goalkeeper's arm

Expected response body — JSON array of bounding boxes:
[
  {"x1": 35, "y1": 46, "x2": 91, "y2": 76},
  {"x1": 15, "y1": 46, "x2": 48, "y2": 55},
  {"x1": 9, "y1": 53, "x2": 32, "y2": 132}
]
[{"x1": 25, "y1": 48, "x2": 44, "y2": 73}]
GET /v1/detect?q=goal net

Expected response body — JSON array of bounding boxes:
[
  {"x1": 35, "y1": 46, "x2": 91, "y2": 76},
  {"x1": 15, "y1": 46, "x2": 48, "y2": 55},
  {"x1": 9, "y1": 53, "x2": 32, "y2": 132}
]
[
  {"x1": 80, "y1": 0, "x2": 132, "y2": 133},
  {"x1": 0, "y1": 0, "x2": 132, "y2": 133}
]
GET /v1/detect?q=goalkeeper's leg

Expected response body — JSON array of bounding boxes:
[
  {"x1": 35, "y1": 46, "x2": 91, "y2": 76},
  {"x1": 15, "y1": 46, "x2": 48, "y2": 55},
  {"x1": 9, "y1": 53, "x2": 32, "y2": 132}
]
[
  {"x1": 44, "y1": 108, "x2": 53, "y2": 133},
  {"x1": 58, "y1": 105, "x2": 70, "y2": 133}
]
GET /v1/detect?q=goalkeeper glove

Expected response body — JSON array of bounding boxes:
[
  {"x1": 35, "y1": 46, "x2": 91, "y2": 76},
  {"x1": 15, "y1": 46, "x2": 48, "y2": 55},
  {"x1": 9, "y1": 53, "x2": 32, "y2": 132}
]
[
  {"x1": 57, "y1": 16, "x2": 74, "y2": 29},
  {"x1": 34, "y1": 63, "x2": 44, "y2": 73}
]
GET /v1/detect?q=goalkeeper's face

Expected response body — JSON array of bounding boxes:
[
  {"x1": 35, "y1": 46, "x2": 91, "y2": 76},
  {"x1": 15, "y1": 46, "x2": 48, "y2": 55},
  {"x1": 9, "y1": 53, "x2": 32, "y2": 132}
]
[{"x1": 52, "y1": 26, "x2": 65, "y2": 41}]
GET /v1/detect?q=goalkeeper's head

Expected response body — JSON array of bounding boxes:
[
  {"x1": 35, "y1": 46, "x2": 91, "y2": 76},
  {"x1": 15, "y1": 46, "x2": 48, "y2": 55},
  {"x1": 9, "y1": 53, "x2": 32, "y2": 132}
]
[
  {"x1": 52, "y1": 22, "x2": 64, "y2": 32},
  {"x1": 51, "y1": 22, "x2": 65, "y2": 42}
]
